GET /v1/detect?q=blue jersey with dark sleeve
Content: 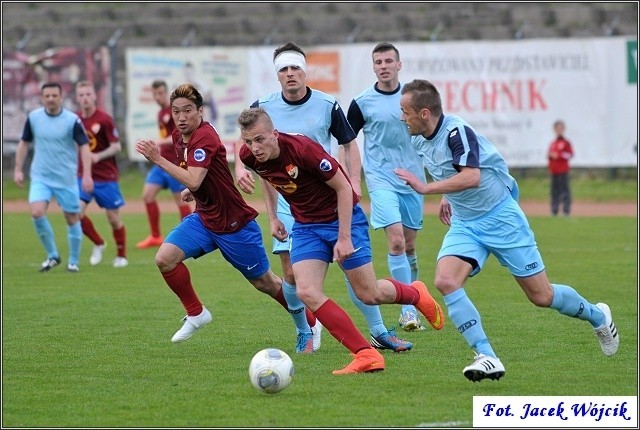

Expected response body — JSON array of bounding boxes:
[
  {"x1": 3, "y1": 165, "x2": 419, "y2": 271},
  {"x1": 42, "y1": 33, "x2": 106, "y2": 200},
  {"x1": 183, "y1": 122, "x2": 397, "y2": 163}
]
[{"x1": 413, "y1": 114, "x2": 517, "y2": 219}]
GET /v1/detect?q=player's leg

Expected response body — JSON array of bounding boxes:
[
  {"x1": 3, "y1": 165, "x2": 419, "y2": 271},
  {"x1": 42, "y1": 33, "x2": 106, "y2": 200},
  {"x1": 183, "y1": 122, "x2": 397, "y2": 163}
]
[
  {"x1": 160, "y1": 214, "x2": 211, "y2": 343},
  {"x1": 56, "y1": 185, "x2": 83, "y2": 272},
  {"x1": 97, "y1": 181, "x2": 128, "y2": 267},
  {"x1": 78, "y1": 179, "x2": 106, "y2": 265},
  {"x1": 137, "y1": 166, "x2": 164, "y2": 248},
  {"x1": 28, "y1": 181, "x2": 60, "y2": 271}
]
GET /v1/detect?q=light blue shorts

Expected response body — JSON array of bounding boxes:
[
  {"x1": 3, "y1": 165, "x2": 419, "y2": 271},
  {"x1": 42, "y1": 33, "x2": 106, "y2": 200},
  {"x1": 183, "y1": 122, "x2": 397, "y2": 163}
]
[
  {"x1": 438, "y1": 196, "x2": 544, "y2": 278},
  {"x1": 78, "y1": 179, "x2": 126, "y2": 210},
  {"x1": 165, "y1": 213, "x2": 270, "y2": 280},
  {"x1": 290, "y1": 204, "x2": 372, "y2": 271},
  {"x1": 369, "y1": 188, "x2": 424, "y2": 230},
  {"x1": 146, "y1": 165, "x2": 186, "y2": 194},
  {"x1": 272, "y1": 209, "x2": 295, "y2": 254},
  {"x1": 29, "y1": 180, "x2": 80, "y2": 213}
]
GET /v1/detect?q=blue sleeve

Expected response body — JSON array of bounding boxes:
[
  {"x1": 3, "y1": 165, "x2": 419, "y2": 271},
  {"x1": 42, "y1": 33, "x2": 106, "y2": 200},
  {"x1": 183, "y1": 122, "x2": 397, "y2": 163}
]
[
  {"x1": 448, "y1": 125, "x2": 479, "y2": 172},
  {"x1": 21, "y1": 117, "x2": 33, "y2": 142},
  {"x1": 73, "y1": 118, "x2": 90, "y2": 145},
  {"x1": 346, "y1": 99, "x2": 365, "y2": 136},
  {"x1": 329, "y1": 101, "x2": 357, "y2": 145}
]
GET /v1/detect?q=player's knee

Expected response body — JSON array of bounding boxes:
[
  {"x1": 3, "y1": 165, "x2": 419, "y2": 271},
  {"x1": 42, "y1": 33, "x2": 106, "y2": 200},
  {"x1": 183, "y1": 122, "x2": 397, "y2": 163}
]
[{"x1": 434, "y1": 275, "x2": 458, "y2": 295}]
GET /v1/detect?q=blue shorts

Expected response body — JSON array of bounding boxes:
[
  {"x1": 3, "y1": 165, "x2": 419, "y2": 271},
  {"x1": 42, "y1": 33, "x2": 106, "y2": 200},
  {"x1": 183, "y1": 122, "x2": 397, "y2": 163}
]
[
  {"x1": 369, "y1": 189, "x2": 424, "y2": 230},
  {"x1": 438, "y1": 196, "x2": 544, "y2": 278},
  {"x1": 164, "y1": 213, "x2": 270, "y2": 280},
  {"x1": 78, "y1": 179, "x2": 125, "y2": 210},
  {"x1": 290, "y1": 204, "x2": 372, "y2": 271},
  {"x1": 145, "y1": 165, "x2": 186, "y2": 194},
  {"x1": 29, "y1": 180, "x2": 80, "y2": 213}
]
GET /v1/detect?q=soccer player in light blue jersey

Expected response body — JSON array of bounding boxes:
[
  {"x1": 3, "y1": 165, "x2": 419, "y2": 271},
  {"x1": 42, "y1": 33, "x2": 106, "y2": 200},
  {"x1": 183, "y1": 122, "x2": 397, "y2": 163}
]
[
  {"x1": 348, "y1": 42, "x2": 440, "y2": 333},
  {"x1": 395, "y1": 79, "x2": 619, "y2": 382},
  {"x1": 14, "y1": 82, "x2": 94, "y2": 272},
  {"x1": 234, "y1": 42, "x2": 413, "y2": 353}
]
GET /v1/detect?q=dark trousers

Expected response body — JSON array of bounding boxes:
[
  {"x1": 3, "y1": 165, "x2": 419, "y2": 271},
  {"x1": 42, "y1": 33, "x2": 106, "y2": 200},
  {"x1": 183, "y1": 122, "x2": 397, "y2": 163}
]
[{"x1": 550, "y1": 173, "x2": 571, "y2": 215}]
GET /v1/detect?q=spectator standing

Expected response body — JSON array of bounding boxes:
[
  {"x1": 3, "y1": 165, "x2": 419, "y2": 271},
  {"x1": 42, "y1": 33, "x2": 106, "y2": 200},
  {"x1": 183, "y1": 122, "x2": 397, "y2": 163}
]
[
  {"x1": 136, "y1": 80, "x2": 193, "y2": 249},
  {"x1": 13, "y1": 82, "x2": 93, "y2": 272},
  {"x1": 74, "y1": 80, "x2": 128, "y2": 268},
  {"x1": 395, "y1": 79, "x2": 619, "y2": 382},
  {"x1": 547, "y1": 120, "x2": 574, "y2": 216}
]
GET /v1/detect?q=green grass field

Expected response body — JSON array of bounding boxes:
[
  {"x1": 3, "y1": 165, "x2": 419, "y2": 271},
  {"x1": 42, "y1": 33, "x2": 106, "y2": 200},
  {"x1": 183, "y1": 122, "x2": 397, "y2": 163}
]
[{"x1": 2, "y1": 208, "x2": 637, "y2": 427}]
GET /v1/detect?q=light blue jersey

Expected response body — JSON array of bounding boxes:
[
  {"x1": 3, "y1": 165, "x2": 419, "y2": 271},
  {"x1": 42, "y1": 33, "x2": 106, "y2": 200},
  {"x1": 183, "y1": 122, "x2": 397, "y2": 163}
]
[
  {"x1": 22, "y1": 107, "x2": 89, "y2": 189},
  {"x1": 413, "y1": 115, "x2": 517, "y2": 220},
  {"x1": 348, "y1": 83, "x2": 425, "y2": 193},
  {"x1": 251, "y1": 88, "x2": 356, "y2": 218}
]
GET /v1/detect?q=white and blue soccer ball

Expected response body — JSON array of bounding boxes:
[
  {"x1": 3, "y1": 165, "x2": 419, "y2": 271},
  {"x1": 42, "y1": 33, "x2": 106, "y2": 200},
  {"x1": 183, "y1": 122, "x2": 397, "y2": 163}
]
[{"x1": 249, "y1": 348, "x2": 294, "y2": 394}]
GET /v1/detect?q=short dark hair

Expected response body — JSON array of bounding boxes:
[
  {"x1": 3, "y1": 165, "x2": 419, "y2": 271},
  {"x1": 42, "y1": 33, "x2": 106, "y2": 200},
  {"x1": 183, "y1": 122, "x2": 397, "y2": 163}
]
[
  {"x1": 170, "y1": 83, "x2": 204, "y2": 109},
  {"x1": 372, "y1": 42, "x2": 399, "y2": 61},
  {"x1": 273, "y1": 42, "x2": 306, "y2": 61},
  {"x1": 151, "y1": 79, "x2": 167, "y2": 90},
  {"x1": 401, "y1": 79, "x2": 443, "y2": 117},
  {"x1": 41, "y1": 82, "x2": 62, "y2": 93}
]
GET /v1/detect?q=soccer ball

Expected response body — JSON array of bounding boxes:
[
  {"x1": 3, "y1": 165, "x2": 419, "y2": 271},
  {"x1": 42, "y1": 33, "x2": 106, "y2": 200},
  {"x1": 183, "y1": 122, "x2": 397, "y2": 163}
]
[{"x1": 249, "y1": 348, "x2": 294, "y2": 394}]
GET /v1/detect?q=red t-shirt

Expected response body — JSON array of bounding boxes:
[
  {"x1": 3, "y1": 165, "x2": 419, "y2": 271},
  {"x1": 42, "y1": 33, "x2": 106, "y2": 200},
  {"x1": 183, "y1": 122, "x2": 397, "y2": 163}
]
[
  {"x1": 158, "y1": 105, "x2": 179, "y2": 164},
  {"x1": 77, "y1": 108, "x2": 120, "y2": 182},
  {"x1": 547, "y1": 136, "x2": 574, "y2": 174},
  {"x1": 174, "y1": 121, "x2": 257, "y2": 233},
  {"x1": 240, "y1": 132, "x2": 359, "y2": 224}
]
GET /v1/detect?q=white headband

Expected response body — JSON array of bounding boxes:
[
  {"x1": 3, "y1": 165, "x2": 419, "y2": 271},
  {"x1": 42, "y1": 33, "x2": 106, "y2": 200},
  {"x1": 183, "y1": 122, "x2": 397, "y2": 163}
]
[{"x1": 273, "y1": 50, "x2": 307, "y2": 73}]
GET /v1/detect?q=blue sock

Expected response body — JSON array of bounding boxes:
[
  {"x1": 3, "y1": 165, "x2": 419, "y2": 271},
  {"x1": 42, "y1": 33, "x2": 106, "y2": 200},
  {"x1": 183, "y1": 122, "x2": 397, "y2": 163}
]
[
  {"x1": 407, "y1": 253, "x2": 419, "y2": 282},
  {"x1": 68, "y1": 220, "x2": 83, "y2": 265},
  {"x1": 388, "y1": 253, "x2": 415, "y2": 315},
  {"x1": 444, "y1": 288, "x2": 497, "y2": 358},
  {"x1": 282, "y1": 280, "x2": 311, "y2": 334},
  {"x1": 345, "y1": 275, "x2": 386, "y2": 337},
  {"x1": 33, "y1": 216, "x2": 58, "y2": 258},
  {"x1": 550, "y1": 284, "x2": 604, "y2": 328}
]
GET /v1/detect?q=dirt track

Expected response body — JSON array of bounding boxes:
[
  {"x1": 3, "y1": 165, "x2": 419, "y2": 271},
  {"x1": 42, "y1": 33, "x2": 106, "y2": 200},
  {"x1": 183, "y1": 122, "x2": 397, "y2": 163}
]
[{"x1": 2, "y1": 199, "x2": 636, "y2": 217}]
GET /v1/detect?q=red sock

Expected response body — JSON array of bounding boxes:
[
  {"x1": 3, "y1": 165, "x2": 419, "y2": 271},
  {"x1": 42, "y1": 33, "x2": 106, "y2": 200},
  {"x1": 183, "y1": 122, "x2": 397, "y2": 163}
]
[
  {"x1": 274, "y1": 287, "x2": 316, "y2": 327},
  {"x1": 113, "y1": 225, "x2": 126, "y2": 258},
  {"x1": 387, "y1": 277, "x2": 420, "y2": 304},
  {"x1": 145, "y1": 201, "x2": 161, "y2": 237},
  {"x1": 81, "y1": 216, "x2": 104, "y2": 245},
  {"x1": 178, "y1": 204, "x2": 192, "y2": 220},
  {"x1": 161, "y1": 262, "x2": 202, "y2": 316},
  {"x1": 313, "y1": 299, "x2": 371, "y2": 354}
]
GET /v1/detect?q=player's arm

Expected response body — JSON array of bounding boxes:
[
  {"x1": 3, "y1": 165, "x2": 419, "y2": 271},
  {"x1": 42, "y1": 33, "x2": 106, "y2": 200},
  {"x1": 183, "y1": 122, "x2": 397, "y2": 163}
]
[
  {"x1": 258, "y1": 176, "x2": 288, "y2": 242},
  {"x1": 135, "y1": 139, "x2": 206, "y2": 191},
  {"x1": 233, "y1": 138, "x2": 255, "y2": 194},
  {"x1": 92, "y1": 141, "x2": 122, "y2": 163},
  {"x1": 395, "y1": 166, "x2": 480, "y2": 195},
  {"x1": 325, "y1": 170, "x2": 355, "y2": 263},
  {"x1": 13, "y1": 139, "x2": 30, "y2": 187},
  {"x1": 78, "y1": 143, "x2": 94, "y2": 193},
  {"x1": 339, "y1": 139, "x2": 362, "y2": 198}
]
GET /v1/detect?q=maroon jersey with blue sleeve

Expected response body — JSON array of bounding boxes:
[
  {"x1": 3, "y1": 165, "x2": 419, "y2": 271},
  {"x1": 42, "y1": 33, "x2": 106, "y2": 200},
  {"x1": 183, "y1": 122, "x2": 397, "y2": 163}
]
[
  {"x1": 240, "y1": 132, "x2": 359, "y2": 224},
  {"x1": 174, "y1": 121, "x2": 258, "y2": 233},
  {"x1": 77, "y1": 108, "x2": 120, "y2": 182}
]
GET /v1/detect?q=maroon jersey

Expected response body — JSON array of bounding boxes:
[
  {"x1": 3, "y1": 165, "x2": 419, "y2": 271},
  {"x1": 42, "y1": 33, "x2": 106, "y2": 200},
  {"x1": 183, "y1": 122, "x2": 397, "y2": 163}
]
[
  {"x1": 240, "y1": 132, "x2": 359, "y2": 224},
  {"x1": 158, "y1": 104, "x2": 179, "y2": 164},
  {"x1": 77, "y1": 108, "x2": 120, "y2": 182},
  {"x1": 174, "y1": 121, "x2": 258, "y2": 233}
]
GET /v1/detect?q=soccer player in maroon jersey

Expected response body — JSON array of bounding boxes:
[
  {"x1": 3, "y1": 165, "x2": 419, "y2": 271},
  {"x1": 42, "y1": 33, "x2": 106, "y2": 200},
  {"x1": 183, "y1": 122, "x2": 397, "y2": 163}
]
[
  {"x1": 136, "y1": 80, "x2": 193, "y2": 249},
  {"x1": 135, "y1": 84, "x2": 318, "y2": 345},
  {"x1": 75, "y1": 80, "x2": 128, "y2": 268},
  {"x1": 237, "y1": 107, "x2": 444, "y2": 374}
]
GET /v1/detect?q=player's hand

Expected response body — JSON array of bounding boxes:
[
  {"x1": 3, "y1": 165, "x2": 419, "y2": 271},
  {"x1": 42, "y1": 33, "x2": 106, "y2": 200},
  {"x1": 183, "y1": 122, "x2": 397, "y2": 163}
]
[
  {"x1": 333, "y1": 237, "x2": 355, "y2": 264},
  {"x1": 270, "y1": 219, "x2": 288, "y2": 242},
  {"x1": 394, "y1": 168, "x2": 427, "y2": 194},
  {"x1": 81, "y1": 176, "x2": 94, "y2": 194},
  {"x1": 135, "y1": 139, "x2": 161, "y2": 163},
  {"x1": 235, "y1": 165, "x2": 255, "y2": 194},
  {"x1": 181, "y1": 188, "x2": 194, "y2": 202},
  {"x1": 438, "y1": 198, "x2": 452, "y2": 226},
  {"x1": 13, "y1": 170, "x2": 24, "y2": 188}
]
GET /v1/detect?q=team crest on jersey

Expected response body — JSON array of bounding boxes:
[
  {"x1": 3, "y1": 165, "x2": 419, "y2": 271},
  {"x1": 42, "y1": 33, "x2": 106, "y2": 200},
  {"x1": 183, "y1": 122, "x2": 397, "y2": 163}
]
[
  {"x1": 319, "y1": 159, "x2": 332, "y2": 172},
  {"x1": 91, "y1": 123, "x2": 101, "y2": 134},
  {"x1": 193, "y1": 148, "x2": 206, "y2": 162},
  {"x1": 286, "y1": 164, "x2": 298, "y2": 179}
]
